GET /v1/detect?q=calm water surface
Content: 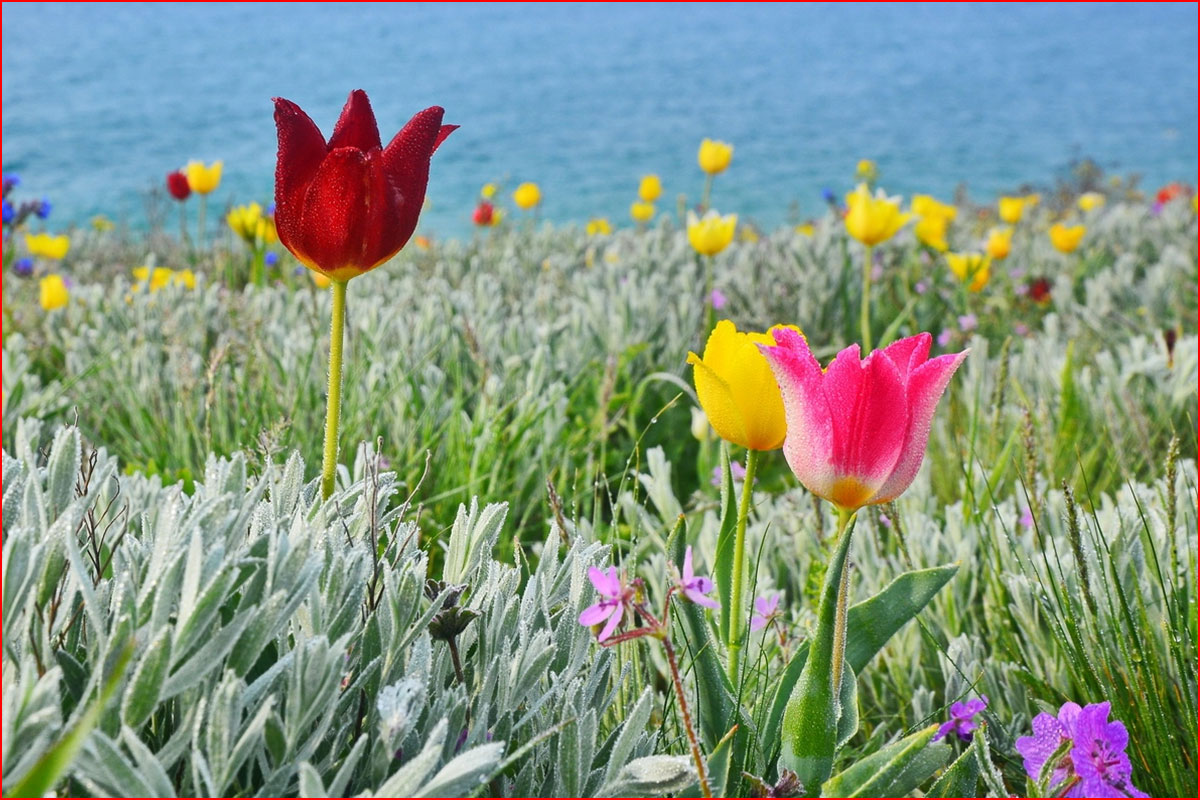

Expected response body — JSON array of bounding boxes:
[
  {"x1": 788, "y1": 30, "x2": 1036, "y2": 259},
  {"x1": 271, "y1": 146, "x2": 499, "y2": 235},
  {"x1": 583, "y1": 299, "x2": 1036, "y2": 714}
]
[{"x1": 3, "y1": 2, "x2": 1196, "y2": 236}]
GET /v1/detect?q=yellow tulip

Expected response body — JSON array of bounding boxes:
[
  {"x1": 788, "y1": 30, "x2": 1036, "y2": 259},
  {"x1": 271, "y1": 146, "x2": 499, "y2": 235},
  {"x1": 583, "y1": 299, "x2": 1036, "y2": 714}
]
[
  {"x1": 914, "y1": 214, "x2": 950, "y2": 251},
  {"x1": 133, "y1": 266, "x2": 176, "y2": 292},
  {"x1": 698, "y1": 139, "x2": 733, "y2": 175},
  {"x1": 911, "y1": 194, "x2": 957, "y2": 221},
  {"x1": 1023, "y1": 193, "x2": 1042, "y2": 207},
  {"x1": 175, "y1": 269, "x2": 196, "y2": 290},
  {"x1": 25, "y1": 232, "x2": 70, "y2": 260},
  {"x1": 480, "y1": 182, "x2": 498, "y2": 199},
  {"x1": 794, "y1": 222, "x2": 815, "y2": 237},
  {"x1": 39, "y1": 274, "x2": 69, "y2": 311},
  {"x1": 256, "y1": 215, "x2": 277, "y2": 245},
  {"x1": 227, "y1": 203, "x2": 264, "y2": 242},
  {"x1": 310, "y1": 271, "x2": 332, "y2": 289},
  {"x1": 638, "y1": 174, "x2": 663, "y2": 202},
  {"x1": 586, "y1": 218, "x2": 612, "y2": 236},
  {"x1": 630, "y1": 201, "x2": 655, "y2": 223},
  {"x1": 1049, "y1": 223, "x2": 1086, "y2": 253},
  {"x1": 945, "y1": 252, "x2": 991, "y2": 292},
  {"x1": 856, "y1": 159, "x2": 878, "y2": 182},
  {"x1": 513, "y1": 182, "x2": 541, "y2": 210},
  {"x1": 686, "y1": 320, "x2": 802, "y2": 451},
  {"x1": 844, "y1": 183, "x2": 912, "y2": 246},
  {"x1": 687, "y1": 210, "x2": 737, "y2": 256},
  {"x1": 985, "y1": 227, "x2": 1013, "y2": 260},
  {"x1": 998, "y1": 196, "x2": 1026, "y2": 224},
  {"x1": 1078, "y1": 192, "x2": 1106, "y2": 212},
  {"x1": 91, "y1": 215, "x2": 115, "y2": 232},
  {"x1": 185, "y1": 160, "x2": 223, "y2": 194}
]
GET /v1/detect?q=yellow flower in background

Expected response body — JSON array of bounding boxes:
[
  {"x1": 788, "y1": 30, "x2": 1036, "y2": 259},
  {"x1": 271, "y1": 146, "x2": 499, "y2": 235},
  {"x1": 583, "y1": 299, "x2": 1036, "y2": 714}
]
[
  {"x1": 998, "y1": 196, "x2": 1026, "y2": 224},
  {"x1": 175, "y1": 269, "x2": 196, "y2": 290},
  {"x1": 227, "y1": 203, "x2": 264, "y2": 242},
  {"x1": 185, "y1": 160, "x2": 223, "y2": 194},
  {"x1": 480, "y1": 182, "x2": 498, "y2": 199},
  {"x1": 687, "y1": 210, "x2": 737, "y2": 255},
  {"x1": 25, "y1": 232, "x2": 70, "y2": 260},
  {"x1": 946, "y1": 252, "x2": 991, "y2": 292},
  {"x1": 513, "y1": 182, "x2": 541, "y2": 210},
  {"x1": 1078, "y1": 192, "x2": 1106, "y2": 212},
  {"x1": 739, "y1": 226, "x2": 759, "y2": 243},
  {"x1": 855, "y1": 159, "x2": 878, "y2": 182},
  {"x1": 914, "y1": 214, "x2": 950, "y2": 251},
  {"x1": 794, "y1": 222, "x2": 815, "y2": 237},
  {"x1": 39, "y1": 274, "x2": 69, "y2": 311},
  {"x1": 698, "y1": 139, "x2": 734, "y2": 175},
  {"x1": 586, "y1": 218, "x2": 612, "y2": 236},
  {"x1": 911, "y1": 194, "x2": 958, "y2": 221},
  {"x1": 310, "y1": 271, "x2": 332, "y2": 289},
  {"x1": 91, "y1": 215, "x2": 115, "y2": 232},
  {"x1": 630, "y1": 201, "x2": 655, "y2": 223},
  {"x1": 985, "y1": 226, "x2": 1013, "y2": 260},
  {"x1": 638, "y1": 174, "x2": 663, "y2": 202},
  {"x1": 133, "y1": 266, "x2": 174, "y2": 291},
  {"x1": 1049, "y1": 223, "x2": 1086, "y2": 253},
  {"x1": 687, "y1": 320, "x2": 802, "y2": 451},
  {"x1": 1023, "y1": 193, "x2": 1042, "y2": 207},
  {"x1": 844, "y1": 183, "x2": 912, "y2": 246}
]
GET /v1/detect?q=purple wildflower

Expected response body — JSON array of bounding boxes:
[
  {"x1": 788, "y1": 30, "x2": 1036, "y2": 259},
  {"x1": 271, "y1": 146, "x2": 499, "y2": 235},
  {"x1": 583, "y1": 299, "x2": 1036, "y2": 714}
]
[
  {"x1": 1019, "y1": 506, "x2": 1034, "y2": 529},
  {"x1": 750, "y1": 592, "x2": 782, "y2": 632},
  {"x1": 14, "y1": 257, "x2": 33, "y2": 277},
  {"x1": 1014, "y1": 323, "x2": 1030, "y2": 337},
  {"x1": 878, "y1": 512, "x2": 891, "y2": 528},
  {"x1": 710, "y1": 460, "x2": 748, "y2": 488},
  {"x1": 579, "y1": 566, "x2": 631, "y2": 642},
  {"x1": 710, "y1": 288, "x2": 727, "y2": 310},
  {"x1": 937, "y1": 329, "x2": 953, "y2": 348},
  {"x1": 293, "y1": 265, "x2": 307, "y2": 277},
  {"x1": 678, "y1": 546, "x2": 719, "y2": 608},
  {"x1": 933, "y1": 695, "x2": 988, "y2": 742},
  {"x1": 1009, "y1": 267, "x2": 1026, "y2": 280},
  {"x1": 1015, "y1": 701, "x2": 1147, "y2": 798},
  {"x1": 957, "y1": 313, "x2": 978, "y2": 333},
  {"x1": 914, "y1": 280, "x2": 928, "y2": 295}
]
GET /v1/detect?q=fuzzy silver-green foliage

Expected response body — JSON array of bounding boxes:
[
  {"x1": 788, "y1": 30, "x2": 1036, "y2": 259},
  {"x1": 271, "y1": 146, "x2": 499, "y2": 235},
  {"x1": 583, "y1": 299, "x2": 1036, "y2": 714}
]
[{"x1": 2, "y1": 422, "x2": 660, "y2": 797}]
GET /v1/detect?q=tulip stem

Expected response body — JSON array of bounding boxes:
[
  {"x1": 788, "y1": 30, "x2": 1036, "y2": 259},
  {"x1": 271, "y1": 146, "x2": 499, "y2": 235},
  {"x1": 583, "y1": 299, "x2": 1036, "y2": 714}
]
[
  {"x1": 860, "y1": 245, "x2": 873, "y2": 351},
  {"x1": 700, "y1": 174, "x2": 714, "y2": 213},
  {"x1": 830, "y1": 507, "x2": 854, "y2": 701},
  {"x1": 320, "y1": 279, "x2": 348, "y2": 500},
  {"x1": 727, "y1": 447, "x2": 760, "y2": 684},
  {"x1": 197, "y1": 195, "x2": 207, "y2": 252},
  {"x1": 703, "y1": 254, "x2": 715, "y2": 334}
]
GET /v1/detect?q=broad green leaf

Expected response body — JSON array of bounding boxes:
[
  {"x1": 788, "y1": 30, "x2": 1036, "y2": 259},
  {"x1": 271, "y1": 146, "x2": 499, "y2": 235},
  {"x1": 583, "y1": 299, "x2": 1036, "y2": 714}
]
[
  {"x1": 714, "y1": 443, "x2": 738, "y2": 642},
  {"x1": 821, "y1": 725, "x2": 949, "y2": 798},
  {"x1": 929, "y1": 732, "x2": 983, "y2": 797},
  {"x1": 121, "y1": 625, "x2": 172, "y2": 728}
]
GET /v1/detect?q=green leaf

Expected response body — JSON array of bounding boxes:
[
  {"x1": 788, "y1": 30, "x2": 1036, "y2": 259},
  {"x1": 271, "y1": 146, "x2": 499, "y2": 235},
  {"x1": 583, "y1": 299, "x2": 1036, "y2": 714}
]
[
  {"x1": 5, "y1": 640, "x2": 134, "y2": 799},
  {"x1": 778, "y1": 522, "x2": 854, "y2": 788},
  {"x1": 821, "y1": 724, "x2": 950, "y2": 798},
  {"x1": 121, "y1": 625, "x2": 173, "y2": 729},
  {"x1": 764, "y1": 563, "x2": 958, "y2": 762},
  {"x1": 415, "y1": 742, "x2": 505, "y2": 797},
  {"x1": 603, "y1": 755, "x2": 696, "y2": 797},
  {"x1": 928, "y1": 733, "x2": 983, "y2": 798},
  {"x1": 713, "y1": 443, "x2": 739, "y2": 642}
]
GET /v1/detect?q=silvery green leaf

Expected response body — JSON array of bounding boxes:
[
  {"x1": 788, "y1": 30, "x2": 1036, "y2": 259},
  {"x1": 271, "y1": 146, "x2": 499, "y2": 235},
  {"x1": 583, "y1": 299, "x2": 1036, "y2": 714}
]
[
  {"x1": 44, "y1": 425, "x2": 81, "y2": 515},
  {"x1": 121, "y1": 625, "x2": 172, "y2": 728},
  {"x1": 297, "y1": 762, "x2": 326, "y2": 798},
  {"x1": 375, "y1": 718, "x2": 448, "y2": 797},
  {"x1": 415, "y1": 741, "x2": 505, "y2": 798},
  {"x1": 602, "y1": 754, "x2": 696, "y2": 797}
]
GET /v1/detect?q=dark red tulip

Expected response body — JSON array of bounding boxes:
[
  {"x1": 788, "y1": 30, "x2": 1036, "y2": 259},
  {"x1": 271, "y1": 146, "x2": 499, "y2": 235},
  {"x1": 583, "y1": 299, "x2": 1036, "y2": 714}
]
[
  {"x1": 1027, "y1": 277, "x2": 1052, "y2": 305},
  {"x1": 472, "y1": 201, "x2": 495, "y2": 226},
  {"x1": 166, "y1": 170, "x2": 191, "y2": 201},
  {"x1": 273, "y1": 89, "x2": 457, "y2": 281}
]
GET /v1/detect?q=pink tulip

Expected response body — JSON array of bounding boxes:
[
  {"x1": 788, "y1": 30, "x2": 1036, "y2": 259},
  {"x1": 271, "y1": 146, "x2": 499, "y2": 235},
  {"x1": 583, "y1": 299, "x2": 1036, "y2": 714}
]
[{"x1": 757, "y1": 330, "x2": 967, "y2": 510}]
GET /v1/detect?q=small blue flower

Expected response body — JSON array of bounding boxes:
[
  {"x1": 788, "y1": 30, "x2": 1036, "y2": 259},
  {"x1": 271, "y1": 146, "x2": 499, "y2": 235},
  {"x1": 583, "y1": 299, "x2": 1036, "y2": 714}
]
[
  {"x1": 821, "y1": 187, "x2": 837, "y2": 205},
  {"x1": 293, "y1": 265, "x2": 306, "y2": 277},
  {"x1": 2, "y1": 200, "x2": 13, "y2": 225},
  {"x1": 266, "y1": 203, "x2": 276, "y2": 216},
  {"x1": 3, "y1": 174, "x2": 20, "y2": 191},
  {"x1": 264, "y1": 251, "x2": 279, "y2": 267},
  {"x1": 35, "y1": 198, "x2": 51, "y2": 219},
  {"x1": 14, "y1": 257, "x2": 33, "y2": 277}
]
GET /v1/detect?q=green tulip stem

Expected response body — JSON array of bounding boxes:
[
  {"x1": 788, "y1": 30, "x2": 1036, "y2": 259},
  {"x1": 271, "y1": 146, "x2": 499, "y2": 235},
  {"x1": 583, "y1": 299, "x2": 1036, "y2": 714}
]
[
  {"x1": 830, "y1": 506, "x2": 854, "y2": 700},
  {"x1": 704, "y1": 254, "x2": 715, "y2": 334},
  {"x1": 726, "y1": 447, "x2": 761, "y2": 683},
  {"x1": 197, "y1": 195, "x2": 207, "y2": 252},
  {"x1": 179, "y1": 204, "x2": 189, "y2": 248},
  {"x1": 320, "y1": 279, "x2": 348, "y2": 500},
  {"x1": 251, "y1": 247, "x2": 266, "y2": 288},
  {"x1": 860, "y1": 245, "x2": 873, "y2": 351},
  {"x1": 701, "y1": 174, "x2": 714, "y2": 213}
]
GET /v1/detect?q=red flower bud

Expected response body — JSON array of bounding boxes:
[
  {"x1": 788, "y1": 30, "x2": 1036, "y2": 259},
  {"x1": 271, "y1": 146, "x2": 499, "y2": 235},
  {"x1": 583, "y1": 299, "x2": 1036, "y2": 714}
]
[
  {"x1": 473, "y1": 201, "x2": 495, "y2": 226},
  {"x1": 273, "y1": 90, "x2": 457, "y2": 281},
  {"x1": 1027, "y1": 277, "x2": 1052, "y2": 305},
  {"x1": 166, "y1": 170, "x2": 191, "y2": 201}
]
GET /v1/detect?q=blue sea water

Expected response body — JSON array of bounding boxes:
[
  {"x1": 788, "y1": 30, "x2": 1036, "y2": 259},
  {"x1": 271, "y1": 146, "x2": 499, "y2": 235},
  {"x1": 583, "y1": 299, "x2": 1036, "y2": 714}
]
[{"x1": 2, "y1": 2, "x2": 1196, "y2": 238}]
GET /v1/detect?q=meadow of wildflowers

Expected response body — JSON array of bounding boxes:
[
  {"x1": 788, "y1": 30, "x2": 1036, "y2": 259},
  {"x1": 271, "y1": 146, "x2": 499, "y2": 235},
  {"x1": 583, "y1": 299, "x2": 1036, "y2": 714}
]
[{"x1": 2, "y1": 91, "x2": 1197, "y2": 798}]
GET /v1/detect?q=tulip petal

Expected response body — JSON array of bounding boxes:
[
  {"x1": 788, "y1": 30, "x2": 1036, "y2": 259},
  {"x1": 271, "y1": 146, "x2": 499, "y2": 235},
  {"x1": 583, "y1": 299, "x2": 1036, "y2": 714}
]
[
  {"x1": 880, "y1": 332, "x2": 932, "y2": 381},
  {"x1": 758, "y1": 327, "x2": 838, "y2": 500},
  {"x1": 872, "y1": 349, "x2": 969, "y2": 503},
  {"x1": 433, "y1": 124, "x2": 459, "y2": 154},
  {"x1": 296, "y1": 146, "x2": 371, "y2": 275},
  {"x1": 823, "y1": 345, "x2": 907, "y2": 498},
  {"x1": 273, "y1": 97, "x2": 329, "y2": 259},
  {"x1": 382, "y1": 106, "x2": 451, "y2": 252},
  {"x1": 688, "y1": 354, "x2": 750, "y2": 448},
  {"x1": 328, "y1": 89, "x2": 382, "y2": 153}
]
